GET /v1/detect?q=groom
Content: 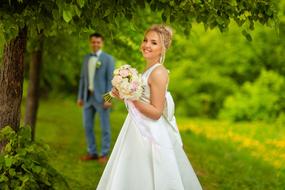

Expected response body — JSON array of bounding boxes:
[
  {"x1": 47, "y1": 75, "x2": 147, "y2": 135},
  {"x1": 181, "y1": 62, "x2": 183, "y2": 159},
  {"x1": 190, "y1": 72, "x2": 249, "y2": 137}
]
[{"x1": 77, "y1": 33, "x2": 115, "y2": 163}]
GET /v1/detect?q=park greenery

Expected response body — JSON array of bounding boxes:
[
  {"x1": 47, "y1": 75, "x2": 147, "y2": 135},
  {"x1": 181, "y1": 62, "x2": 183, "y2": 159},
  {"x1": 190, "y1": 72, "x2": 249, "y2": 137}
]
[
  {"x1": 0, "y1": 0, "x2": 284, "y2": 189},
  {"x1": 18, "y1": 2, "x2": 285, "y2": 122},
  {"x1": 0, "y1": 0, "x2": 279, "y2": 131},
  {"x1": 0, "y1": 126, "x2": 69, "y2": 189}
]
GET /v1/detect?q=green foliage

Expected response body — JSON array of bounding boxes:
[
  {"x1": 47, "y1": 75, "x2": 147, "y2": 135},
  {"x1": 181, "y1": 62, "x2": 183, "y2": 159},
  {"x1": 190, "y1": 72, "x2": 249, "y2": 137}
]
[
  {"x1": 9, "y1": 1, "x2": 283, "y2": 120},
  {"x1": 0, "y1": 0, "x2": 278, "y2": 42},
  {"x1": 165, "y1": 24, "x2": 257, "y2": 118},
  {"x1": 168, "y1": 61, "x2": 238, "y2": 117},
  {"x1": 166, "y1": 3, "x2": 284, "y2": 119},
  {"x1": 24, "y1": 5, "x2": 284, "y2": 119},
  {"x1": 0, "y1": 126, "x2": 69, "y2": 190},
  {"x1": 220, "y1": 70, "x2": 285, "y2": 122},
  {"x1": 33, "y1": 34, "x2": 87, "y2": 95}
]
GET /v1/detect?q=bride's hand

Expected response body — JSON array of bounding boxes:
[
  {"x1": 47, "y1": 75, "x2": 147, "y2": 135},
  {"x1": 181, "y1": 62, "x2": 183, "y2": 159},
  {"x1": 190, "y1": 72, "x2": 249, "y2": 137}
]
[{"x1": 111, "y1": 87, "x2": 123, "y2": 101}]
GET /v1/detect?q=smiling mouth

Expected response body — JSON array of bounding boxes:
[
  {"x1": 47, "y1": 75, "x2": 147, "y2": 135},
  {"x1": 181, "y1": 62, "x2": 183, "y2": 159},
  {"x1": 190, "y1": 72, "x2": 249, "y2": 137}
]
[{"x1": 143, "y1": 49, "x2": 152, "y2": 53}]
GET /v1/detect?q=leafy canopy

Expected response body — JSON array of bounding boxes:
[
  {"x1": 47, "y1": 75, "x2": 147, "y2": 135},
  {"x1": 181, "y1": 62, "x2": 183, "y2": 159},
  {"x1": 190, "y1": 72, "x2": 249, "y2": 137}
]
[{"x1": 0, "y1": 0, "x2": 278, "y2": 41}]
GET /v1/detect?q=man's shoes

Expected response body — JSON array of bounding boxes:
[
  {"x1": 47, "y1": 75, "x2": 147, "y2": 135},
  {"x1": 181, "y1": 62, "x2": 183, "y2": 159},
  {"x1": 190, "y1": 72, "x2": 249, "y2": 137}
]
[
  {"x1": 98, "y1": 155, "x2": 108, "y2": 164},
  {"x1": 80, "y1": 154, "x2": 99, "y2": 161}
]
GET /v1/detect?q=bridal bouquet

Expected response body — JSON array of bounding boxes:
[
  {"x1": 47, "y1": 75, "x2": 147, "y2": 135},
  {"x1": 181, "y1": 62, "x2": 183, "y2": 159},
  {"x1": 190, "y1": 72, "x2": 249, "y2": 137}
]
[{"x1": 103, "y1": 64, "x2": 143, "y2": 102}]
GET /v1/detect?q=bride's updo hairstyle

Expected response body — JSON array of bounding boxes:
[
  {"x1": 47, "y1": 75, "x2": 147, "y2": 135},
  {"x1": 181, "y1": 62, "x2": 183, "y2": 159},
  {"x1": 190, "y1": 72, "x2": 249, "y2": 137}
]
[{"x1": 144, "y1": 24, "x2": 173, "y2": 64}]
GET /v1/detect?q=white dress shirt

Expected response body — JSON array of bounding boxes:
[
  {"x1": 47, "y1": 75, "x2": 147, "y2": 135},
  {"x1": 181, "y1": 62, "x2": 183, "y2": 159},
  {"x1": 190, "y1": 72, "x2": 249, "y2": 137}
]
[{"x1": 88, "y1": 50, "x2": 102, "y2": 91}]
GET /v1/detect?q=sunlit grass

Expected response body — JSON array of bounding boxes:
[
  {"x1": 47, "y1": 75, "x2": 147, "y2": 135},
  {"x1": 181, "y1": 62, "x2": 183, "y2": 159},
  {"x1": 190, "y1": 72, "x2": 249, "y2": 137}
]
[
  {"x1": 178, "y1": 118, "x2": 285, "y2": 169},
  {"x1": 20, "y1": 98, "x2": 285, "y2": 190}
]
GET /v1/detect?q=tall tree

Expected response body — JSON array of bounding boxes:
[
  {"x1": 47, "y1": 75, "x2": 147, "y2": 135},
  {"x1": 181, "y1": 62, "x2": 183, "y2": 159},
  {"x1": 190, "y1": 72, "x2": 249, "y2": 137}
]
[
  {"x1": 0, "y1": 26, "x2": 27, "y2": 131},
  {"x1": 24, "y1": 31, "x2": 44, "y2": 140}
]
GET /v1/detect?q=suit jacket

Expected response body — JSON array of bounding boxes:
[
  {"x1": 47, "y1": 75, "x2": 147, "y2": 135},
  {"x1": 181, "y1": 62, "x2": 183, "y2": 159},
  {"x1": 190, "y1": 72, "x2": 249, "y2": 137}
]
[{"x1": 77, "y1": 51, "x2": 115, "y2": 105}]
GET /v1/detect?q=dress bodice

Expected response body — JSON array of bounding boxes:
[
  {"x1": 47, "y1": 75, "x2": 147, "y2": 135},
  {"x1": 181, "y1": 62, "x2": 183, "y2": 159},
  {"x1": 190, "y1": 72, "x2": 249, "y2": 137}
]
[{"x1": 140, "y1": 63, "x2": 169, "y2": 104}]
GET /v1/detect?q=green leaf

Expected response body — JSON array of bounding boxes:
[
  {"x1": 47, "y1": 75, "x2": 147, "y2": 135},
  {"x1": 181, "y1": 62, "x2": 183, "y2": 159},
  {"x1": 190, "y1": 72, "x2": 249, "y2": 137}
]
[
  {"x1": 161, "y1": 12, "x2": 167, "y2": 22},
  {"x1": 104, "y1": 9, "x2": 112, "y2": 17},
  {"x1": 77, "y1": 0, "x2": 85, "y2": 8},
  {"x1": 63, "y1": 10, "x2": 73, "y2": 23},
  {"x1": 4, "y1": 142, "x2": 12, "y2": 152},
  {"x1": 229, "y1": 0, "x2": 237, "y2": 6},
  {"x1": 242, "y1": 29, "x2": 252, "y2": 41},
  {"x1": 8, "y1": 168, "x2": 16, "y2": 176},
  {"x1": 216, "y1": 17, "x2": 224, "y2": 25},
  {"x1": 4, "y1": 156, "x2": 13, "y2": 167},
  {"x1": 244, "y1": 11, "x2": 252, "y2": 17},
  {"x1": 71, "y1": 4, "x2": 81, "y2": 17},
  {"x1": 32, "y1": 165, "x2": 42, "y2": 174},
  {"x1": 0, "y1": 175, "x2": 9, "y2": 182}
]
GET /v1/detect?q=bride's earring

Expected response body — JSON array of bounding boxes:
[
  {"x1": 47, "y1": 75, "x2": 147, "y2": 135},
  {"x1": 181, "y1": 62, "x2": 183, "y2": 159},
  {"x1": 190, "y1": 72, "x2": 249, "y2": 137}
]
[
  {"x1": 160, "y1": 51, "x2": 165, "y2": 64},
  {"x1": 159, "y1": 55, "x2": 163, "y2": 64}
]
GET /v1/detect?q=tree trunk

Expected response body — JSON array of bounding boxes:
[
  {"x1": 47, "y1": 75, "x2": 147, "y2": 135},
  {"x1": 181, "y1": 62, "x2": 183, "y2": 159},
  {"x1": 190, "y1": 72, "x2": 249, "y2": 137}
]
[
  {"x1": 24, "y1": 32, "x2": 44, "y2": 141},
  {"x1": 0, "y1": 27, "x2": 27, "y2": 131}
]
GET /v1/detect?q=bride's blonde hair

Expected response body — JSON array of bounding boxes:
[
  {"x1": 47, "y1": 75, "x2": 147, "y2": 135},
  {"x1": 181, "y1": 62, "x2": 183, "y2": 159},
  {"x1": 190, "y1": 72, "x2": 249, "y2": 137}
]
[{"x1": 144, "y1": 24, "x2": 173, "y2": 64}]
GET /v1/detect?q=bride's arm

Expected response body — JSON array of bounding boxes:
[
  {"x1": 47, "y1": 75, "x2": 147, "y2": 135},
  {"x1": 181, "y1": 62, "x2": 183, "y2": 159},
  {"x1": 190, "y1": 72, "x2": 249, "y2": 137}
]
[{"x1": 132, "y1": 67, "x2": 168, "y2": 120}]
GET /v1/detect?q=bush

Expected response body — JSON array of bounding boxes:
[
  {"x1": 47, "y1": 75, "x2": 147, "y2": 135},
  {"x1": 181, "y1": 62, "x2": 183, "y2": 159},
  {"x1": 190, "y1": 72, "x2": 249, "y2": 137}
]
[
  {"x1": 219, "y1": 70, "x2": 285, "y2": 122},
  {"x1": 169, "y1": 62, "x2": 238, "y2": 118},
  {"x1": 0, "y1": 126, "x2": 69, "y2": 190}
]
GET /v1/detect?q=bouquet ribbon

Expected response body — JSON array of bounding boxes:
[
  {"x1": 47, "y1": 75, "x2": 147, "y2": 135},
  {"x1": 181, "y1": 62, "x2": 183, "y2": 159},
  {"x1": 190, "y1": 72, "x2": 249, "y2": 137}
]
[{"x1": 124, "y1": 91, "x2": 183, "y2": 149}]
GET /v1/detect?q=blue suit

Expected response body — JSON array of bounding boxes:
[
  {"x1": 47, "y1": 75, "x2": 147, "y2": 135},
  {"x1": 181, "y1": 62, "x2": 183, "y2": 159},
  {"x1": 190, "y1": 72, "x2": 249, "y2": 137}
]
[{"x1": 77, "y1": 51, "x2": 115, "y2": 156}]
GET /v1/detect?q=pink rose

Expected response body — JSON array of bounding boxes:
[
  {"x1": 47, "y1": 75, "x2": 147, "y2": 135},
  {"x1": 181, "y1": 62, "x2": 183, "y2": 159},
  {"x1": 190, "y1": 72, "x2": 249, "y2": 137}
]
[
  {"x1": 119, "y1": 69, "x2": 130, "y2": 77},
  {"x1": 130, "y1": 81, "x2": 138, "y2": 91},
  {"x1": 112, "y1": 75, "x2": 123, "y2": 86}
]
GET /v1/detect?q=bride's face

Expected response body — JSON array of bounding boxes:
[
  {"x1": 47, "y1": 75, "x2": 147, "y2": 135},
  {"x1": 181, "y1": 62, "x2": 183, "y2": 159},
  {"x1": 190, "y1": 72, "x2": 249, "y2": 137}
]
[{"x1": 141, "y1": 31, "x2": 162, "y2": 60}]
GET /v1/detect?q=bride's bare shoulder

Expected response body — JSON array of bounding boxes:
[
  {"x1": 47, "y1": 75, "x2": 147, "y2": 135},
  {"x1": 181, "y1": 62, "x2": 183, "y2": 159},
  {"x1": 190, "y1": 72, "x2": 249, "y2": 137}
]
[{"x1": 149, "y1": 65, "x2": 169, "y2": 84}]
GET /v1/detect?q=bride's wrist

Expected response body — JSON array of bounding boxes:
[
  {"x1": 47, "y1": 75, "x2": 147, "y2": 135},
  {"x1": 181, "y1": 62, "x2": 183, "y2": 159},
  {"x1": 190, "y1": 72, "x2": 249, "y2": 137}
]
[{"x1": 131, "y1": 100, "x2": 139, "y2": 106}]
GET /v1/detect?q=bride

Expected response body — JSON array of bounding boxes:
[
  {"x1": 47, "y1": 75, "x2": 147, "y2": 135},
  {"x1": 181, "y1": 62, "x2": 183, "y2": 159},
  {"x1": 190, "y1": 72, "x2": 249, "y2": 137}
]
[{"x1": 96, "y1": 24, "x2": 203, "y2": 190}]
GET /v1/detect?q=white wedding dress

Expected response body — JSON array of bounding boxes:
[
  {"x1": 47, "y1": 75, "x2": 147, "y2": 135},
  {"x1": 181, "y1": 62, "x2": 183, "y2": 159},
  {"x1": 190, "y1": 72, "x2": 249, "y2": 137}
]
[{"x1": 96, "y1": 63, "x2": 203, "y2": 190}]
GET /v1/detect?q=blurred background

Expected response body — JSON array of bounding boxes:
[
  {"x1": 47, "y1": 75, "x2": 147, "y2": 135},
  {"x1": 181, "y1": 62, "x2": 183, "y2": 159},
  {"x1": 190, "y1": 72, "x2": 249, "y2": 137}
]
[{"x1": 0, "y1": 1, "x2": 284, "y2": 190}]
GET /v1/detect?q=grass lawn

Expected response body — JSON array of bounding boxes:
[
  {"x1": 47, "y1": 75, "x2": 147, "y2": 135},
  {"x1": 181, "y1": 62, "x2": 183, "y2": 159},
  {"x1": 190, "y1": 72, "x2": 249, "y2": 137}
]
[{"x1": 21, "y1": 98, "x2": 285, "y2": 190}]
